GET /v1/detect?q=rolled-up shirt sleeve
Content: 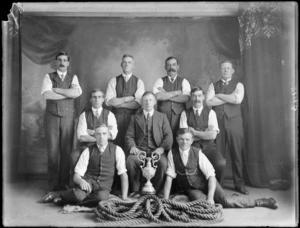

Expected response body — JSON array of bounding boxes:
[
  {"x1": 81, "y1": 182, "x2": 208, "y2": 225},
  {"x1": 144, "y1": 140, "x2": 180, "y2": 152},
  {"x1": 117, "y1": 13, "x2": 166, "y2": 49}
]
[
  {"x1": 166, "y1": 150, "x2": 177, "y2": 179},
  {"x1": 77, "y1": 112, "x2": 88, "y2": 140},
  {"x1": 182, "y1": 78, "x2": 191, "y2": 96},
  {"x1": 207, "y1": 110, "x2": 219, "y2": 133},
  {"x1": 134, "y1": 79, "x2": 145, "y2": 105},
  {"x1": 234, "y1": 82, "x2": 244, "y2": 104},
  {"x1": 74, "y1": 148, "x2": 89, "y2": 177},
  {"x1": 105, "y1": 77, "x2": 117, "y2": 106},
  {"x1": 115, "y1": 146, "x2": 127, "y2": 175},
  {"x1": 179, "y1": 111, "x2": 188, "y2": 128},
  {"x1": 198, "y1": 151, "x2": 215, "y2": 180},
  {"x1": 152, "y1": 78, "x2": 164, "y2": 94},
  {"x1": 41, "y1": 74, "x2": 52, "y2": 95},
  {"x1": 108, "y1": 112, "x2": 118, "y2": 140},
  {"x1": 71, "y1": 75, "x2": 82, "y2": 95}
]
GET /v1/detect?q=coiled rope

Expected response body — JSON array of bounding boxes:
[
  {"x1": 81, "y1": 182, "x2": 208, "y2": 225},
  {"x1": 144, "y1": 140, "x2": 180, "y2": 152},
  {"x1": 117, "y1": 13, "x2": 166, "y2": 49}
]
[{"x1": 94, "y1": 194, "x2": 224, "y2": 226}]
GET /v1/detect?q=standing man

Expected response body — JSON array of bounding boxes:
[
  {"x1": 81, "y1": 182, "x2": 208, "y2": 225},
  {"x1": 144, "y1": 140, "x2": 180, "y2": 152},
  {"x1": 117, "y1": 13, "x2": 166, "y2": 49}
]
[
  {"x1": 43, "y1": 124, "x2": 129, "y2": 206},
  {"x1": 71, "y1": 88, "x2": 118, "y2": 169},
  {"x1": 106, "y1": 54, "x2": 145, "y2": 153},
  {"x1": 163, "y1": 128, "x2": 278, "y2": 210},
  {"x1": 180, "y1": 86, "x2": 226, "y2": 183},
  {"x1": 125, "y1": 92, "x2": 173, "y2": 197},
  {"x1": 206, "y1": 60, "x2": 248, "y2": 195},
  {"x1": 153, "y1": 56, "x2": 191, "y2": 147},
  {"x1": 41, "y1": 51, "x2": 82, "y2": 192}
]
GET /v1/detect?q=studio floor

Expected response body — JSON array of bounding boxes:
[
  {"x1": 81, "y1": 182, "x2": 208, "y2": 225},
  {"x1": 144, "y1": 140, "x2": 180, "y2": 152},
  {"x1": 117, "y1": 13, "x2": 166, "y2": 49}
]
[{"x1": 3, "y1": 178, "x2": 298, "y2": 227}]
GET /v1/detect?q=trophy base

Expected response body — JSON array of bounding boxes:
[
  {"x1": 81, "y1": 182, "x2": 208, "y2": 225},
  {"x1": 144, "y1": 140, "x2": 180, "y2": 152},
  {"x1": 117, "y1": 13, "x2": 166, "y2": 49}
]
[{"x1": 141, "y1": 185, "x2": 156, "y2": 196}]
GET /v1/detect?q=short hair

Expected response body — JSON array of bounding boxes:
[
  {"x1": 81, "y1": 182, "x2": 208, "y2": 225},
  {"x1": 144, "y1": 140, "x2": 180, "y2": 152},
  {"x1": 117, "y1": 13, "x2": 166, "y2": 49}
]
[
  {"x1": 142, "y1": 91, "x2": 157, "y2": 100},
  {"x1": 95, "y1": 123, "x2": 109, "y2": 132},
  {"x1": 176, "y1": 128, "x2": 194, "y2": 137},
  {"x1": 165, "y1": 56, "x2": 179, "y2": 65},
  {"x1": 220, "y1": 60, "x2": 234, "y2": 68},
  {"x1": 55, "y1": 51, "x2": 70, "y2": 61},
  {"x1": 191, "y1": 86, "x2": 205, "y2": 95},
  {"x1": 90, "y1": 88, "x2": 105, "y2": 98},
  {"x1": 122, "y1": 54, "x2": 134, "y2": 61}
]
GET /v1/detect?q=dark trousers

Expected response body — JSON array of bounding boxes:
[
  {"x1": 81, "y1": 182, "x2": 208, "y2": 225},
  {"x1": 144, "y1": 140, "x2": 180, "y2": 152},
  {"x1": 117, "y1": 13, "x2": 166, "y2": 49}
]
[
  {"x1": 126, "y1": 153, "x2": 167, "y2": 194},
  {"x1": 216, "y1": 114, "x2": 245, "y2": 188},
  {"x1": 186, "y1": 181, "x2": 255, "y2": 208},
  {"x1": 164, "y1": 110, "x2": 181, "y2": 148},
  {"x1": 44, "y1": 112, "x2": 74, "y2": 189},
  {"x1": 61, "y1": 178, "x2": 110, "y2": 206},
  {"x1": 192, "y1": 142, "x2": 226, "y2": 184}
]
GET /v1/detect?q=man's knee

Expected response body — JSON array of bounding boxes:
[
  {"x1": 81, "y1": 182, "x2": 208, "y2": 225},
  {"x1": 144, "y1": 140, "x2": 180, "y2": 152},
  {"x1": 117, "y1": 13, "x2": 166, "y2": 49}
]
[
  {"x1": 96, "y1": 190, "x2": 110, "y2": 201},
  {"x1": 126, "y1": 155, "x2": 140, "y2": 169}
]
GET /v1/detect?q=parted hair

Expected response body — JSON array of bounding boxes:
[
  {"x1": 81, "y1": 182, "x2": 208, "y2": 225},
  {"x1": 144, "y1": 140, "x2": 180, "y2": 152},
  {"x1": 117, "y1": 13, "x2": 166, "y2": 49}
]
[
  {"x1": 55, "y1": 51, "x2": 70, "y2": 61},
  {"x1": 176, "y1": 128, "x2": 194, "y2": 137}
]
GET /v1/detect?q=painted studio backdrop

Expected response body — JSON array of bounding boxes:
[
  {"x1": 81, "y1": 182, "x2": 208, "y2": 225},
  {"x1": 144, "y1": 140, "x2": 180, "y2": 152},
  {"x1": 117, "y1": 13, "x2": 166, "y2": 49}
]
[{"x1": 17, "y1": 6, "x2": 294, "y2": 189}]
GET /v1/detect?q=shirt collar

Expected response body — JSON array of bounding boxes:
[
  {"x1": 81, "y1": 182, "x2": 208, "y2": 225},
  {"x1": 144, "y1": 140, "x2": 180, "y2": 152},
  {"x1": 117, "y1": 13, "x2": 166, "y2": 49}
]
[
  {"x1": 221, "y1": 78, "x2": 232, "y2": 83},
  {"x1": 143, "y1": 109, "x2": 154, "y2": 118},
  {"x1": 179, "y1": 147, "x2": 190, "y2": 155},
  {"x1": 97, "y1": 143, "x2": 108, "y2": 152},
  {"x1": 168, "y1": 75, "x2": 177, "y2": 82},
  {"x1": 122, "y1": 72, "x2": 132, "y2": 80},
  {"x1": 192, "y1": 106, "x2": 203, "y2": 114},
  {"x1": 57, "y1": 70, "x2": 67, "y2": 77},
  {"x1": 92, "y1": 107, "x2": 103, "y2": 113}
]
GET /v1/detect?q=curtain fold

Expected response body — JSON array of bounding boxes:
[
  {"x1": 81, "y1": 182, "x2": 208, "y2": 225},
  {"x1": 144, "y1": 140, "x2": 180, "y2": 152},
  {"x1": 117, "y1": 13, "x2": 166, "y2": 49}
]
[{"x1": 238, "y1": 2, "x2": 293, "y2": 188}]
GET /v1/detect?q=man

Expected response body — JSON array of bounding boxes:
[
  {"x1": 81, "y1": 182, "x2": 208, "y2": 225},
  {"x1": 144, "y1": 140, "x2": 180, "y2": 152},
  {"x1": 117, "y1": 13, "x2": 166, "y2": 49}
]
[
  {"x1": 43, "y1": 124, "x2": 129, "y2": 206},
  {"x1": 180, "y1": 86, "x2": 226, "y2": 183},
  {"x1": 41, "y1": 51, "x2": 82, "y2": 192},
  {"x1": 153, "y1": 56, "x2": 191, "y2": 147},
  {"x1": 125, "y1": 91, "x2": 173, "y2": 197},
  {"x1": 71, "y1": 88, "x2": 118, "y2": 169},
  {"x1": 105, "y1": 54, "x2": 145, "y2": 153},
  {"x1": 163, "y1": 128, "x2": 278, "y2": 210},
  {"x1": 206, "y1": 60, "x2": 248, "y2": 195}
]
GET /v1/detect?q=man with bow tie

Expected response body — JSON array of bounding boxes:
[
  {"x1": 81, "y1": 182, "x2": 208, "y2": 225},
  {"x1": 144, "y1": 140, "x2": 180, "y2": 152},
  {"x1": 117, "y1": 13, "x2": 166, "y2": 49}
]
[
  {"x1": 43, "y1": 124, "x2": 129, "y2": 206},
  {"x1": 41, "y1": 51, "x2": 82, "y2": 192},
  {"x1": 71, "y1": 88, "x2": 118, "y2": 172},
  {"x1": 125, "y1": 91, "x2": 173, "y2": 197},
  {"x1": 152, "y1": 56, "x2": 191, "y2": 148},
  {"x1": 206, "y1": 60, "x2": 248, "y2": 195},
  {"x1": 179, "y1": 86, "x2": 226, "y2": 184},
  {"x1": 105, "y1": 54, "x2": 145, "y2": 154}
]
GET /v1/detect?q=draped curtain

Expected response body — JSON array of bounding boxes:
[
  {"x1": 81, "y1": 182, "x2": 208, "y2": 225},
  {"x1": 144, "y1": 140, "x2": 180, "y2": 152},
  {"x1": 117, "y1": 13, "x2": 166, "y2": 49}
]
[{"x1": 238, "y1": 2, "x2": 294, "y2": 188}]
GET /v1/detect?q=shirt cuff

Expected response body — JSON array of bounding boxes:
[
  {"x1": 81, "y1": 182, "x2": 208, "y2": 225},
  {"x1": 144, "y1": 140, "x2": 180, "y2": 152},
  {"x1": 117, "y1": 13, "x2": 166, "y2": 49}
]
[
  {"x1": 166, "y1": 170, "x2": 176, "y2": 179},
  {"x1": 117, "y1": 168, "x2": 127, "y2": 176}
]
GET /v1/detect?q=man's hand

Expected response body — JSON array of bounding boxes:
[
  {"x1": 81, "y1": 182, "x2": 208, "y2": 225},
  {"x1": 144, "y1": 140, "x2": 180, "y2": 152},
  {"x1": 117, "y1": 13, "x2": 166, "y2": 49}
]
[
  {"x1": 130, "y1": 146, "x2": 140, "y2": 155},
  {"x1": 158, "y1": 87, "x2": 166, "y2": 92},
  {"x1": 52, "y1": 88, "x2": 60, "y2": 93},
  {"x1": 175, "y1": 90, "x2": 183, "y2": 96},
  {"x1": 79, "y1": 179, "x2": 92, "y2": 194},
  {"x1": 206, "y1": 196, "x2": 215, "y2": 205},
  {"x1": 188, "y1": 126, "x2": 197, "y2": 135},
  {"x1": 87, "y1": 129, "x2": 95, "y2": 136},
  {"x1": 153, "y1": 147, "x2": 164, "y2": 155},
  {"x1": 124, "y1": 96, "x2": 135, "y2": 103}
]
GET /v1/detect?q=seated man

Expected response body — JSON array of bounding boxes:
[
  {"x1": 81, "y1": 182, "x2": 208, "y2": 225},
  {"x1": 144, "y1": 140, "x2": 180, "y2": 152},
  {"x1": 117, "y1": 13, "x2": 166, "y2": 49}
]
[
  {"x1": 163, "y1": 128, "x2": 278, "y2": 210},
  {"x1": 43, "y1": 124, "x2": 128, "y2": 206},
  {"x1": 179, "y1": 86, "x2": 226, "y2": 183},
  {"x1": 71, "y1": 88, "x2": 118, "y2": 169},
  {"x1": 125, "y1": 91, "x2": 173, "y2": 197}
]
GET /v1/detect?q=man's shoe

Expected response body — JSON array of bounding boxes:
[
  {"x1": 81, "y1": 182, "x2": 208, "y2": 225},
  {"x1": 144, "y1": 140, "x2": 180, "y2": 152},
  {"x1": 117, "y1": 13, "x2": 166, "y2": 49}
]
[
  {"x1": 255, "y1": 198, "x2": 278, "y2": 209},
  {"x1": 53, "y1": 197, "x2": 66, "y2": 206},
  {"x1": 235, "y1": 186, "x2": 249, "y2": 195},
  {"x1": 42, "y1": 191, "x2": 62, "y2": 203}
]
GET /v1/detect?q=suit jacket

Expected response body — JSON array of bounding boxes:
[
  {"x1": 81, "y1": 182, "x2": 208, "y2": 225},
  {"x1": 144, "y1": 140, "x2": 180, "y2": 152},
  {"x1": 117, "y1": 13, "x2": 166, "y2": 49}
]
[{"x1": 125, "y1": 110, "x2": 173, "y2": 153}]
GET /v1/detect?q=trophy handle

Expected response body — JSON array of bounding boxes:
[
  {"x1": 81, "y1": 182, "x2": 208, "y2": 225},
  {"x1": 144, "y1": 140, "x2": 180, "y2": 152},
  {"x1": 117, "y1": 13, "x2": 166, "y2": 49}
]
[
  {"x1": 151, "y1": 151, "x2": 161, "y2": 169},
  {"x1": 137, "y1": 150, "x2": 147, "y2": 168}
]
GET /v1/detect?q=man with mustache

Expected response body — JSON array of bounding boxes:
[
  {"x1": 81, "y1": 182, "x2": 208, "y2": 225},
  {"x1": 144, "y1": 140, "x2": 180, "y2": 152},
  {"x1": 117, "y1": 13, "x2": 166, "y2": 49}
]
[
  {"x1": 105, "y1": 54, "x2": 145, "y2": 154},
  {"x1": 179, "y1": 86, "x2": 226, "y2": 184},
  {"x1": 206, "y1": 60, "x2": 248, "y2": 195},
  {"x1": 153, "y1": 56, "x2": 191, "y2": 148},
  {"x1": 41, "y1": 51, "x2": 82, "y2": 192}
]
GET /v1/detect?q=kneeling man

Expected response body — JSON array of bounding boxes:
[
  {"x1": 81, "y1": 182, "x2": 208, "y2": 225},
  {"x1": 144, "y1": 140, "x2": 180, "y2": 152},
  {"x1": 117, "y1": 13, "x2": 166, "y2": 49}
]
[
  {"x1": 163, "y1": 128, "x2": 278, "y2": 210},
  {"x1": 43, "y1": 124, "x2": 128, "y2": 205}
]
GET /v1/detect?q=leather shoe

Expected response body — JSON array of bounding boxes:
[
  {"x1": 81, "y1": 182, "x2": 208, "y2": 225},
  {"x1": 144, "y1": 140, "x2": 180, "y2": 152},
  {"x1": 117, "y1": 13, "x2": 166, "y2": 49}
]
[
  {"x1": 235, "y1": 186, "x2": 249, "y2": 195},
  {"x1": 43, "y1": 191, "x2": 62, "y2": 203},
  {"x1": 53, "y1": 197, "x2": 66, "y2": 206},
  {"x1": 255, "y1": 198, "x2": 278, "y2": 209}
]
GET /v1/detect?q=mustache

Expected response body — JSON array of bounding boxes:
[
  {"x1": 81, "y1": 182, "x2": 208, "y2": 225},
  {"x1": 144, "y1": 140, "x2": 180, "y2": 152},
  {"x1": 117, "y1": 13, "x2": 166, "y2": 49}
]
[
  {"x1": 59, "y1": 64, "x2": 65, "y2": 67},
  {"x1": 168, "y1": 68, "x2": 176, "y2": 72}
]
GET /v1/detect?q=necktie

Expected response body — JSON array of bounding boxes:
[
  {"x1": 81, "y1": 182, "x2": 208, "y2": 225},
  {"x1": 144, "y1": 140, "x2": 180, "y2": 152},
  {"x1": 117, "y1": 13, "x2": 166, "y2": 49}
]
[
  {"x1": 146, "y1": 113, "x2": 151, "y2": 131},
  {"x1": 196, "y1": 109, "x2": 200, "y2": 120},
  {"x1": 170, "y1": 78, "x2": 174, "y2": 83},
  {"x1": 60, "y1": 74, "x2": 64, "y2": 81},
  {"x1": 99, "y1": 147, "x2": 104, "y2": 153},
  {"x1": 222, "y1": 81, "x2": 229, "y2": 86},
  {"x1": 95, "y1": 110, "x2": 100, "y2": 119}
]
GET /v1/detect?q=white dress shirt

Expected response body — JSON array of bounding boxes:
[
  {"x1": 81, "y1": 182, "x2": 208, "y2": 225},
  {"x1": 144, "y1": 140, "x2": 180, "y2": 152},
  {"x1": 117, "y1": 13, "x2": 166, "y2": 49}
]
[
  {"x1": 166, "y1": 147, "x2": 215, "y2": 180},
  {"x1": 105, "y1": 73, "x2": 145, "y2": 106},
  {"x1": 179, "y1": 106, "x2": 219, "y2": 133},
  {"x1": 143, "y1": 109, "x2": 154, "y2": 119},
  {"x1": 41, "y1": 69, "x2": 82, "y2": 95},
  {"x1": 206, "y1": 78, "x2": 244, "y2": 104},
  {"x1": 75, "y1": 143, "x2": 127, "y2": 177},
  {"x1": 152, "y1": 75, "x2": 191, "y2": 96},
  {"x1": 77, "y1": 107, "x2": 118, "y2": 140}
]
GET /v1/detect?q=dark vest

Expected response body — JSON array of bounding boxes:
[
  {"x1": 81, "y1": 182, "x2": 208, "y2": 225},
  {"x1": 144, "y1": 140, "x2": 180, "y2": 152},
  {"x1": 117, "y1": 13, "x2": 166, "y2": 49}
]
[
  {"x1": 172, "y1": 147, "x2": 207, "y2": 191},
  {"x1": 140, "y1": 115, "x2": 156, "y2": 154},
  {"x1": 85, "y1": 143, "x2": 116, "y2": 191},
  {"x1": 112, "y1": 74, "x2": 139, "y2": 115},
  {"x1": 185, "y1": 106, "x2": 215, "y2": 149},
  {"x1": 213, "y1": 79, "x2": 241, "y2": 119},
  {"x1": 80, "y1": 108, "x2": 110, "y2": 148},
  {"x1": 46, "y1": 72, "x2": 75, "y2": 116},
  {"x1": 157, "y1": 76, "x2": 186, "y2": 114}
]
